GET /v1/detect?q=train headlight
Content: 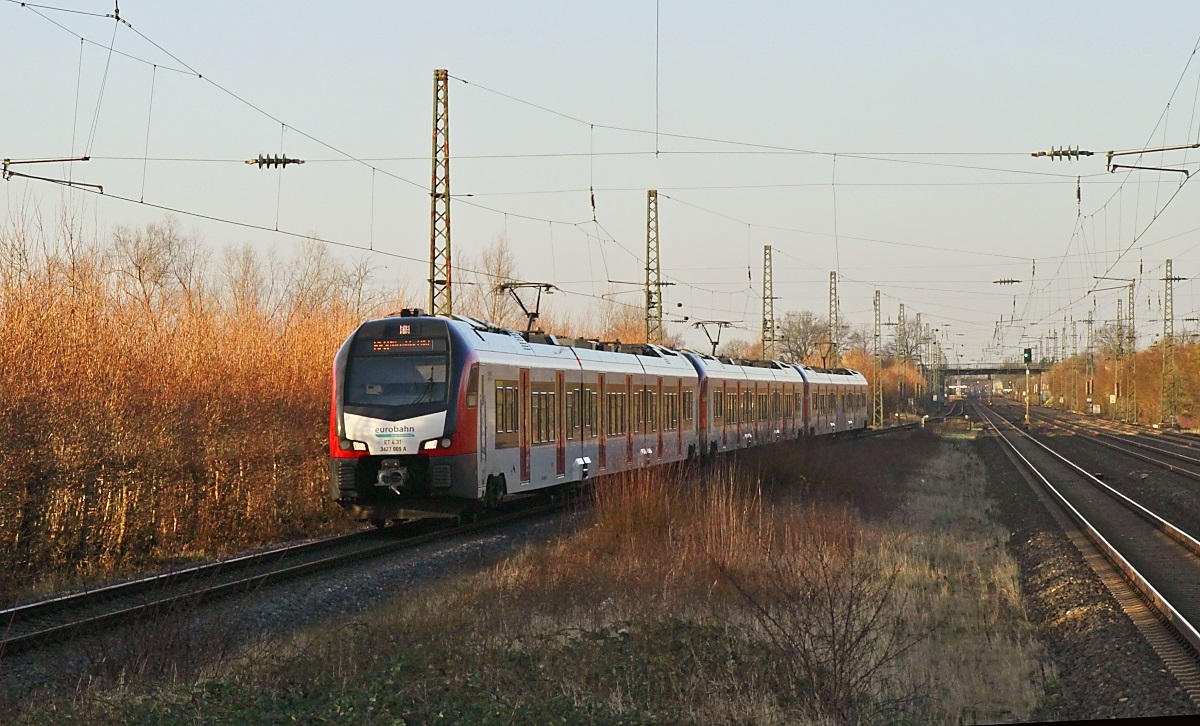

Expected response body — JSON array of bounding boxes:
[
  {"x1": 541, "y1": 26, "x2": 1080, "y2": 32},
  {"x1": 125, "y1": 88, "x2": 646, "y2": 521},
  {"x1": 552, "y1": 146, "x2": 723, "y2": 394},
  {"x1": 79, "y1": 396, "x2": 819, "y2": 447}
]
[
  {"x1": 422, "y1": 439, "x2": 439, "y2": 450},
  {"x1": 421, "y1": 437, "x2": 454, "y2": 450}
]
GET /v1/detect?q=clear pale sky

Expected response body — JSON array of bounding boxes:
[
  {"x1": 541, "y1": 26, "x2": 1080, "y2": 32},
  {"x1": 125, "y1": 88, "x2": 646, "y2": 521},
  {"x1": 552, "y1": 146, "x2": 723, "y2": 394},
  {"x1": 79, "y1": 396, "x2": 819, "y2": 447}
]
[{"x1": 4, "y1": 1, "x2": 1200, "y2": 361}]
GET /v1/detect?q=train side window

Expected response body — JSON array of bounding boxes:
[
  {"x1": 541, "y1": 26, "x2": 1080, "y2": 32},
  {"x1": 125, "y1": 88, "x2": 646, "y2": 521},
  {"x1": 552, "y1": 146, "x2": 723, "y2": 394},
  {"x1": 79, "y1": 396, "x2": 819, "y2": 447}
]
[
  {"x1": 616, "y1": 391, "x2": 627, "y2": 434},
  {"x1": 565, "y1": 390, "x2": 576, "y2": 441},
  {"x1": 530, "y1": 391, "x2": 541, "y2": 443},
  {"x1": 495, "y1": 382, "x2": 515, "y2": 434},
  {"x1": 682, "y1": 390, "x2": 694, "y2": 423},
  {"x1": 511, "y1": 386, "x2": 519, "y2": 432},
  {"x1": 586, "y1": 388, "x2": 598, "y2": 438},
  {"x1": 466, "y1": 364, "x2": 479, "y2": 408},
  {"x1": 494, "y1": 382, "x2": 502, "y2": 432}
]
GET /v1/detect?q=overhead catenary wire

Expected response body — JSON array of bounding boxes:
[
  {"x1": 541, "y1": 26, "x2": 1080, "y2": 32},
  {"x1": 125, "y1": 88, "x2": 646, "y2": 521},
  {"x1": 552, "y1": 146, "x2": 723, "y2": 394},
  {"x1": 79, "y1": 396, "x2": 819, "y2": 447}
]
[
  {"x1": 82, "y1": 6, "x2": 119, "y2": 158},
  {"x1": 10, "y1": 1, "x2": 1200, "y2": 358}
]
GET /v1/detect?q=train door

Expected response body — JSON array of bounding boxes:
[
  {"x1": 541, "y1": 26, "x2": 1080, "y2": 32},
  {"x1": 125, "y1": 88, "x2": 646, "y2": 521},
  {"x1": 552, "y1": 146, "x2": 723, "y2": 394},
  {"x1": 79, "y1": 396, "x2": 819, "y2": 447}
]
[
  {"x1": 786, "y1": 384, "x2": 794, "y2": 436},
  {"x1": 519, "y1": 368, "x2": 531, "y2": 483},
  {"x1": 699, "y1": 377, "x2": 709, "y2": 454},
  {"x1": 656, "y1": 376, "x2": 664, "y2": 460},
  {"x1": 676, "y1": 378, "x2": 684, "y2": 454},
  {"x1": 598, "y1": 373, "x2": 607, "y2": 470},
  {"x1": 555, "y1": 371, "x2": 566, "y2": 477},
  {"x1": 729, "y1": 379, "x2": 739, "y2": 446},
  {"x1": 715, "y1": 379, "x2": 724, "y2": 446},
  {"x1": 748, "y1": 379, "x2": 758, "y2": 441},
  {"x1": 625, "y1": 374, "x2": 634, "y2": 463},
  {"x1": 803, "y1": 381, "x2": 811, "y2": 436}
]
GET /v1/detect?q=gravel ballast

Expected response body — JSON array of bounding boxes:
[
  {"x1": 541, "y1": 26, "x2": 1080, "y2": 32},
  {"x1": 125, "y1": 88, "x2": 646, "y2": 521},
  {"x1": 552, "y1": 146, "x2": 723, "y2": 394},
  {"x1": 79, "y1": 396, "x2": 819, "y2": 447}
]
[
  {"x1": 973, "y1": 429, "x2": 1198, "y2": 719},
  {"x1": 1, "y1": 507, "x2": 587, "y2": 709}
]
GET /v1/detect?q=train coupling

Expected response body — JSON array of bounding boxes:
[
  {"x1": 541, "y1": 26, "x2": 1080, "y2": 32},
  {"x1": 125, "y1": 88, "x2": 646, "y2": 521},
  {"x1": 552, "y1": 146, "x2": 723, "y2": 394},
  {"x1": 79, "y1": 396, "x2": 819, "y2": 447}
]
[{"x1": 377, "y1": 459, "x2": 411, "y2": 489}]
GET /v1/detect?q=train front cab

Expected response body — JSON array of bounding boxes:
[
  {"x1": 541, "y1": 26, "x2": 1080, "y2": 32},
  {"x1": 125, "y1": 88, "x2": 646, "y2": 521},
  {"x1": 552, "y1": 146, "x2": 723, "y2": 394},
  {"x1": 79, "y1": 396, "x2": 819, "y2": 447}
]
[{"x1": 329, "y1": 314, "x2": 481, "y2": 522}]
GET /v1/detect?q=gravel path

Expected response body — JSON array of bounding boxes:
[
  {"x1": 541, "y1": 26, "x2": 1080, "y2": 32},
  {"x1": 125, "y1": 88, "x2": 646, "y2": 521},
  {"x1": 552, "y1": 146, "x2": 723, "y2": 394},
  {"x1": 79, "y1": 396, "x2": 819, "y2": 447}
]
[
  {"x1": 1, "y1": 507, "x2": 587, "y2": 708},
  {"x1": 973, "y1": 429, "x2": 1198, "y2": 719}
]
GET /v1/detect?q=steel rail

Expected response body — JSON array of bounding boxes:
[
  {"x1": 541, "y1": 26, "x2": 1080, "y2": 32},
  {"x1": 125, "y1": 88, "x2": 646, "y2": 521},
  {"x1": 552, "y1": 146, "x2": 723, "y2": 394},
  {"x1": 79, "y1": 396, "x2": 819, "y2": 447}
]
[
  {"x1": 0, "y1": 529, "x2": 382, "y2": 627},
  {"x1": 1025, "y1": 408, "x2": 1200, "y2": 483},
  {"x1": 975, "y1": 404, "x2": 1200, "y2": 657},
  {"x1": 0, "y1": 504, "x2": 554, "y2": 656}
]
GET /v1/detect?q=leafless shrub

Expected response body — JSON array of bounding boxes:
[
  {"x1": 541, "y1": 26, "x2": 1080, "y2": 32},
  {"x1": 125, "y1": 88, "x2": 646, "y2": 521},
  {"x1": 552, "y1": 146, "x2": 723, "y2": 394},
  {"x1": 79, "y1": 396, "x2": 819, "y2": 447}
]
[
  {"x1": 714, "y1": 514, "x2": 935, "y2": 723},
  {"x1": 78, "y1": 594, "x2": 243, "y2": 687}
]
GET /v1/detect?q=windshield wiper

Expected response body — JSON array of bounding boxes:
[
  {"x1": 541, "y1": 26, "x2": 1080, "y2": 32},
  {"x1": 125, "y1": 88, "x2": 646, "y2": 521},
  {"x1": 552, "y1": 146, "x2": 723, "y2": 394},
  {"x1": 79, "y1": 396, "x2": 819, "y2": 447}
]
[{"x1": 409, "y1": 375, "x2": 439, "y2": 406}]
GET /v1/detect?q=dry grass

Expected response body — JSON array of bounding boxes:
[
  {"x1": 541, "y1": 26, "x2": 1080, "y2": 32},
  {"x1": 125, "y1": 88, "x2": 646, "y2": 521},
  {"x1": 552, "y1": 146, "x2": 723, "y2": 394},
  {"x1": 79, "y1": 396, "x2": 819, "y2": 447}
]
[
  {"x1": 15, "y1": 429, "x2": 1049, "y2": 724},
  {"x1": 0, "y1": 211, "x2": 393, "y2": 602}
]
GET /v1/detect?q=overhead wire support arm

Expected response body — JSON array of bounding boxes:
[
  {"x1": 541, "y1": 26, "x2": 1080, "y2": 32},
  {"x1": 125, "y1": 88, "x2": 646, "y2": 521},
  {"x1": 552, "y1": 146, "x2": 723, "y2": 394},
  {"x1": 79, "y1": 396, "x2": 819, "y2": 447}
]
[
  {"x1": 2, "y1": 155, "x2": 102, "y2": 192},
  {"x1": 1105, "y1": 142, "x2": 1200, "y2": 173},
  {"x1": 1109, "y1": 164, "x2": 1189, "y2": 176}
]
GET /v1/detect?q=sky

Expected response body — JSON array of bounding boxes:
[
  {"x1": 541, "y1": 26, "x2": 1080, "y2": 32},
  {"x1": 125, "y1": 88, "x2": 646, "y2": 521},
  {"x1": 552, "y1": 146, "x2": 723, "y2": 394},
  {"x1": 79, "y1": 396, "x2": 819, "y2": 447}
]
[{"x1": 3, "y1": 1, "x2": 1200, "y2": 362}]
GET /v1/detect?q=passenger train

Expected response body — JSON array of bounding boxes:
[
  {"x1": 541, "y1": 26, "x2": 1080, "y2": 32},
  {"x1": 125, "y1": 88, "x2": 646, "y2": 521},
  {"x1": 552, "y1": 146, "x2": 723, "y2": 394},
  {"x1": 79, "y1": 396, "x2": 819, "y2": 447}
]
[{"x1": 329, "y1": 309, "x2": 869, "y2": 524}]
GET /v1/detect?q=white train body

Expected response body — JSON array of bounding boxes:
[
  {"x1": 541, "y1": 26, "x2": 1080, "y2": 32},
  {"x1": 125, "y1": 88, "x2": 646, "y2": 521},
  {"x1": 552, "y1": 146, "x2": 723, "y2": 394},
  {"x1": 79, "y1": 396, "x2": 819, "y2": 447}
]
[{"x1": 329, "y1": 312, "x2": 868, "y2": 522}]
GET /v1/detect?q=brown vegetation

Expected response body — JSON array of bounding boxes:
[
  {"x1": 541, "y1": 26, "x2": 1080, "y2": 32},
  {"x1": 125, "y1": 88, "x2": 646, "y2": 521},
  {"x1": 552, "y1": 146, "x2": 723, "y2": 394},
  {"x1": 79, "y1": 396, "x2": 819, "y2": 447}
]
[
  {"x1": 0, "y1": 212, "x2": 397, "y2": 601},
  {"x1": 0, "y1": 208, "x2": 924, "y2": 604},
  {"x1": 1038, "y1": 341, "x2": 1200, "y2": 426},
  {"x1": 13, "y1": 430, "x2": 1047, "y2": 724}
]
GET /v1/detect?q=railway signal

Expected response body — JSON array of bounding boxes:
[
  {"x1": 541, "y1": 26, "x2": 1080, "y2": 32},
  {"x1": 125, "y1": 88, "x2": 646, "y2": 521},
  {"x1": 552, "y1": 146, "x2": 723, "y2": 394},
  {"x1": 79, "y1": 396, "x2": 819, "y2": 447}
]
[{"x1": 1023, "y1": 348, "x2": 1032, "y2": 426}]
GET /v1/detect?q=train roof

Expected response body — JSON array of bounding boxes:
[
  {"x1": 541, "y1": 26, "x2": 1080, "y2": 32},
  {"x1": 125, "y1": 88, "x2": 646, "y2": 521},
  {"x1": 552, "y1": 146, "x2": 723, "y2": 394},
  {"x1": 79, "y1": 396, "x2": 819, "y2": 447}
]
[{"x1": 367, "y1": 310, "x2": 864, "y2": 385}]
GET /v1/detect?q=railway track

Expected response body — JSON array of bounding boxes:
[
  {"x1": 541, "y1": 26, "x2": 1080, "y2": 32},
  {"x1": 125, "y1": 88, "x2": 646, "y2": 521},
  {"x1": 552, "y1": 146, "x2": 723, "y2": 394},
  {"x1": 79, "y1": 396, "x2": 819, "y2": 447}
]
[
  {"x1": 0, "y1": 502, "x2": 555, "y2": 657},
  {"x1": 973, "y1": 403, "x2": 1200, "y2": 704},
  {"x1": 1015, "y1": 405, "x2": 1200, "y2": 481}
]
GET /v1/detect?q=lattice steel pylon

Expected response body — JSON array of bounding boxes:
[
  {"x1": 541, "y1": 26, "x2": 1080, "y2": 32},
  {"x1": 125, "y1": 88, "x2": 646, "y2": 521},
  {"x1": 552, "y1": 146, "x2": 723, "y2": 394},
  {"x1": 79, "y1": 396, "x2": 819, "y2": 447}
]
[
  {"x1": 428, "y1": 69, "x2": 452, "y2": 316},
  {"x1": 916, "y1": 312, "x2": 926, "y2": 403},
  {"x1": 1116, "y1": 298, "x2": 1124, "y2": 420},
  {"x1": 828, "y1": 271, "x2": 840, "y2": 367},
  {"x1": 1128, "y1": 281, "x2": 1137, "y2": 423},
  {"x1": 925, "y1": 323, "x2": 936, "y2": 403},
  {"x1": 1163, "y1": 259, "x2": 1180, "y2": 425},
  {"x1": 762, "y1": 245, "x2": 776, "y2": 358},
  {"x1": 1085, "y1": 310, "x2": 1094, "y2": 409},
  {"x1": 644, "y1": 190, "x2": 663, "y2": 344},
  {"x1": 1072, "y1": 318, "x2": 1079, "y2": 411},
  {"x1": 897, "y1": 303, "x2": 907, "y2": 409},
  {"x1": 872, "y1": 290, "x2": 883, "y2": 426}
]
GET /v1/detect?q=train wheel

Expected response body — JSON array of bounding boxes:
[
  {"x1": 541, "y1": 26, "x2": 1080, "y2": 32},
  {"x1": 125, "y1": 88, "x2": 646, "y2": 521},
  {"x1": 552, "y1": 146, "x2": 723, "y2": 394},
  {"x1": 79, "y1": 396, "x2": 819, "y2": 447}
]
[{"x1": 484, "y1": 474, "x2": 506, "y2": 510}]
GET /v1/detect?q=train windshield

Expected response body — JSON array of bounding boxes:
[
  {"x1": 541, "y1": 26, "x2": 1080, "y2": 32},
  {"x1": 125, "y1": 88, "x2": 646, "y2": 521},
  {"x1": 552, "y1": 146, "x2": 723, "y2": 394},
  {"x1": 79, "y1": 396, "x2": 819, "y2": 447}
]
[{"x1": 344, "y1": 336, "x2": 450, "y2": 411}]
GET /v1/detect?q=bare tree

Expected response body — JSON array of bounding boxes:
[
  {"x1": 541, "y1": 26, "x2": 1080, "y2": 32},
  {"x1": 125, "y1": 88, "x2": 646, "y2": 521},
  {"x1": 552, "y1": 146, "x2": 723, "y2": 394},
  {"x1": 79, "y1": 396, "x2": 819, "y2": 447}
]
[
  {"x1": 459, "y1": 235, "x2": 524, "y2": 328},
  {"x1": 219, "y1": 243, "x2": 265, "y2": 320},
  {"x1": 845, "y1": 323, "x2": 871, "y2": 352},
  {"x1": 776, "y1": 310, "x2": 828, "y2": 364},
  {"x1": 1094, "y1": 323, "x2": 1122, "y2": 357},
  {"x1": 111, "y1": 218, "x2": 210, "y2": 321},
  {"x1": 717, "y1": 337, "x2": 761, "y2": 360}
]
